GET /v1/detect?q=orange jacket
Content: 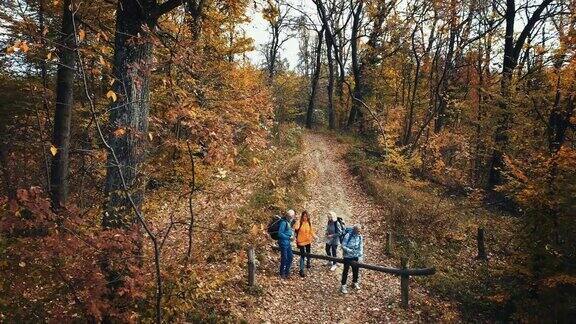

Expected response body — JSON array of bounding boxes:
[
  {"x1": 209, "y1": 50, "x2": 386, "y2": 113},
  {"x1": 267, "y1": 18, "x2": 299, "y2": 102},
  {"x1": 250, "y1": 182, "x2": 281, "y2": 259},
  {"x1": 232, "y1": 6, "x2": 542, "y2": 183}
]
[{"x1": 294, "y1": 220, "x2": 314, "y2": 246}]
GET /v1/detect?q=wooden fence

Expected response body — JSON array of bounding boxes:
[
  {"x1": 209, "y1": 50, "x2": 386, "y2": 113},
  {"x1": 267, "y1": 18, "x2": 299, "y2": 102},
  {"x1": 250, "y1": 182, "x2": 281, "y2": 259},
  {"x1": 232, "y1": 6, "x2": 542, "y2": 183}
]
[{"x1": 247, "y1": 244, "x2": 435, "y2": 309}]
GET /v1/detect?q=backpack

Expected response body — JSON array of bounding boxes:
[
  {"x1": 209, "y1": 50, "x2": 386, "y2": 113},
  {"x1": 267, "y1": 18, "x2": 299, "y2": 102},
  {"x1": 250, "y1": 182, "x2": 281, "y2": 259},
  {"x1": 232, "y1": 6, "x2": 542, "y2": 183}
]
[
  {"x1": 336, "y1": 217, "x2": 347, "y2": 243},
  {"x1": 267, "y1": 215, "x2": 283, "y2": 240}
]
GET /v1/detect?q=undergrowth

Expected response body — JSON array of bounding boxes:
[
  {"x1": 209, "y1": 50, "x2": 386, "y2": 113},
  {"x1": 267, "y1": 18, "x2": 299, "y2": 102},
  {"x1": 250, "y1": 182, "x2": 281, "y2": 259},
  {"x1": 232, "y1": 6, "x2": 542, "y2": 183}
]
[
  {"x1": 344, "y1": 144, "x2": 546, "y2": 322},
  {"x1": 158, "y1": 124, "x2": 306, "y2": 323}
]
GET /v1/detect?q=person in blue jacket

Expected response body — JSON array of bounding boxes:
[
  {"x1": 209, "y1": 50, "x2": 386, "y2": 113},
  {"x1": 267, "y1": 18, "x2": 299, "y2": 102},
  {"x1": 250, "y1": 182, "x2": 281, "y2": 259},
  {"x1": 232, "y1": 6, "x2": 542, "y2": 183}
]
[
  {"x1": 278, "y1": 209, "x2": 295, "y2": 278},
  {"x1": 340, "y1": 224, "x2": 364, "y2": 293}
]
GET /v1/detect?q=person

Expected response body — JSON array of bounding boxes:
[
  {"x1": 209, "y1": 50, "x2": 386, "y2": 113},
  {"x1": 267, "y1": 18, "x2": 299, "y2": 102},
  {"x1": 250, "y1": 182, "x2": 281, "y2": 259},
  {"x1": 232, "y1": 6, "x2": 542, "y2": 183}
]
[
  {"x1": 325, "y1": 211, "x2": 343, "y2": 271},
  {"x1": 294, "y1": 210, "x2": 315, "y2": 277},
  {"x1": 278, "y1": 209, "x2": 295, "y2": 279},
  {"x1": 340, "y1": 224, "x2": 364, "y2": 294}
]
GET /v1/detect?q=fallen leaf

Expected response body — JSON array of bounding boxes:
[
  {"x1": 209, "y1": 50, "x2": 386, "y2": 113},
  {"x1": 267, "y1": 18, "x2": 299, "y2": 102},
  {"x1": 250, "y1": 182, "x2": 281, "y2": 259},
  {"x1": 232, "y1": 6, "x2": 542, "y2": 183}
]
[
  {"x1": 78, "y1": 29, "x2": 86, "y2": 41},
  {"x1": 106, "y1": 90, "x2": 117, "y2": 102},
  {"x1": 19, "y1": 42, "x2": 29, "y2": 53},
  {"x1": 113, "y1": 128, "x2": 126, "y2": 137},
  {"x1": 50, "y1": 145, "x2": 58, "y2": 156}
]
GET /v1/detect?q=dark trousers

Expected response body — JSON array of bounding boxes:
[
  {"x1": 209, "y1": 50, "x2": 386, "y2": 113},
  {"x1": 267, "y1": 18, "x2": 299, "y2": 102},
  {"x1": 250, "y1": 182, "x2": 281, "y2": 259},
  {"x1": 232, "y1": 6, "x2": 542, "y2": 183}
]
[
  {"x1": 298, "y1": 244, "x2": 311, "y2": 270},
  {"x1": 341, "y1": 257, "x2": 359, "y2": 285},
  {"x1": 325, "y1": 244, "x2": 338, "y2": 265}
]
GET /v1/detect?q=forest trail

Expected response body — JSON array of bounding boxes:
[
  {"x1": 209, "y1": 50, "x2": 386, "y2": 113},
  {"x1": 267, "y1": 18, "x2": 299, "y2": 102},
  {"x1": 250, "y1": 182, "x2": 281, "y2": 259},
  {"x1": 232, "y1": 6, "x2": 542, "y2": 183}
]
[{"x1": 250, "y1": 132, "x2": 436, "y2": 323}]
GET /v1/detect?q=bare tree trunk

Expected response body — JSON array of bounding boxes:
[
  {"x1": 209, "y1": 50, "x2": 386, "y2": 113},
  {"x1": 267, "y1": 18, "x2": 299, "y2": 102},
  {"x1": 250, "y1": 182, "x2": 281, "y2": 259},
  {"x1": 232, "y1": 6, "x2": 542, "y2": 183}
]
[
  {"x1": 50, "y1": 0, "x2": 76, "y2": 207},
  {"x1": 403, "y1": 28, "x2": 421, "y2": 145},
  {"x1": 103, "y1": 0, "x2": 155, "y2": 227},
  {"x1": 347, "y1": 0, "x2": 363, "y2": 128},
  {"x1": 306, "y1": 29, "x2": 324, "y2": 129},
  {"x1": 103, "y1": 0, "x2": 186, "y2": 226},
  {"x1": 326, "y1": 29, "x2": 336, "y2": 129}
]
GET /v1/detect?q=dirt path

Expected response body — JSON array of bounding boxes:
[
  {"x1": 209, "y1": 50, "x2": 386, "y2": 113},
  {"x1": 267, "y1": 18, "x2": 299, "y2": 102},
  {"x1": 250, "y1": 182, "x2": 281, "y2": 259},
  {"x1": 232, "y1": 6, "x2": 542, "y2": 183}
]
[{"x1": 250, "y1": 132, "x2": 434, "y2": 323}]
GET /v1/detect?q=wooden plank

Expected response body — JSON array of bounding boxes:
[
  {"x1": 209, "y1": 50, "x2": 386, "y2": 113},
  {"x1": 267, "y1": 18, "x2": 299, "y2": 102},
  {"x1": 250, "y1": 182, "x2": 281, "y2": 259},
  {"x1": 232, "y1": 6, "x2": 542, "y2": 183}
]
[
  {"x1": 400, "y1": 257, "x2": 409, "y2": 309},
  {"x1": 385, "y1": 232, "x2": 393, "y2": 256},
  {"x1": 476, "y1": 227, "x2": 488, "y2": 260},
  {"x1": 271, "y1": 246, "x2": 435, "y2": 276},
  {"x1": 247, "y1": 247, "x2": 256, "y2": 287}
]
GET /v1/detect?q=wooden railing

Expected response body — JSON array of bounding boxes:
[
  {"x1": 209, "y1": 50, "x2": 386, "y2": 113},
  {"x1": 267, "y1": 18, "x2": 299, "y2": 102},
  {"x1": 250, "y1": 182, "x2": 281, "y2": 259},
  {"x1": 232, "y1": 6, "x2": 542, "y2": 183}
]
[{"x1": 247, "y1": 244, "x2": 435, "y2": 309}]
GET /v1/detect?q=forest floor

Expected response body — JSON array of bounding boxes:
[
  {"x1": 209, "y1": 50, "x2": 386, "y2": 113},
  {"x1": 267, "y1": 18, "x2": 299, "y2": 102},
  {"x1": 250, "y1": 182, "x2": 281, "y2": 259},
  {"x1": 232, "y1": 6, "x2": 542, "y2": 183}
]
[{"x1": 247, "y1": 132, "x2": 458, "y2": 323}]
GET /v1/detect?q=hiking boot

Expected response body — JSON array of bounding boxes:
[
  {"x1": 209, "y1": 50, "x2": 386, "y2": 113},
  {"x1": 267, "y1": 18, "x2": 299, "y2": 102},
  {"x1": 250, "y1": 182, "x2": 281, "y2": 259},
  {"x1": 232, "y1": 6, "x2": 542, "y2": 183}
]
[
  {"x1": 340, "y1": 285, "x2": 348, "y2": 294},
  {"x1": 330, "y1": 264, "x2": 338, "y2": 271},
  {"x1": 306, "y1": 262, "x2": 312, "y2": 269},
  {"x1": 353, "y1": 282, "x2": 360, "y2": 290},
  {"x1": 299, "y1": 269, "x2": 306, "y2": 277},
  {"x1": 325, "y1": 260, "x2": 332, "y2": 266}
]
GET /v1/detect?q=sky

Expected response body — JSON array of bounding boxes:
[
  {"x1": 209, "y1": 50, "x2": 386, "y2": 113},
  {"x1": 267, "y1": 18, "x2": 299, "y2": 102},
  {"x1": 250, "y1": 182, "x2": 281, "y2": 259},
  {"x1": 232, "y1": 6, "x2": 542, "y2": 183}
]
[{"x1": 243, "y1": 2, "x2": 310, "y2": 70}]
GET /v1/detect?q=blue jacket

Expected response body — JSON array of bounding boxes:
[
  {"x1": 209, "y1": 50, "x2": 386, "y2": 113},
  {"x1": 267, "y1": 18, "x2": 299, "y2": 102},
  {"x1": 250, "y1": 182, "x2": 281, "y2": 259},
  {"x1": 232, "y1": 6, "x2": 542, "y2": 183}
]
[
  {"x1": 277, "y1": 218, "x2": 293, "y2": 247},
  {"x1": 342, "y1": 232, "x2": 363, "y2": 259}
]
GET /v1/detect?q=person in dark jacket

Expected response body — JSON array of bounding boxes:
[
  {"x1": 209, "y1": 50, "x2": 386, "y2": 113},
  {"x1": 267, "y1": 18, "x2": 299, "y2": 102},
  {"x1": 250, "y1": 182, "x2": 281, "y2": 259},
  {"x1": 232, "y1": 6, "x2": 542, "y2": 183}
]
[
  {"x1": 278, "y1": 209, "x2": 295, "y2": 278},
  {"x1": 325, "y1": 211, "x2": 343, "y2": 271},
  {"x1": 340, "y1": 224, "x2": 364, "y2": 293}
]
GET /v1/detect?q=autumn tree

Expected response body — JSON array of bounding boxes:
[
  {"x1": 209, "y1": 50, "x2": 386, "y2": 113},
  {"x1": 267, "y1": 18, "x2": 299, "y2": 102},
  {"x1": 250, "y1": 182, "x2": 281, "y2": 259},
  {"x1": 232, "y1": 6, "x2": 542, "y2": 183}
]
[
  {"x1": 49, "y1": 0, "x2": 76, "y2": 208},
  {"x1": 103, "y1": 0, "x2": 187, "y2": 228}
]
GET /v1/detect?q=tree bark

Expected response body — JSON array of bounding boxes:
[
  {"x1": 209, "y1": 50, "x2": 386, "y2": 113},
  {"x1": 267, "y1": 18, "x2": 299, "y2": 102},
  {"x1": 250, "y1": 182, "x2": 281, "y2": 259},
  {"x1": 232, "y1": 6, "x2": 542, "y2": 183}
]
[
  {"x1": 187, "y1": 0, "x2": 205, "y2": 41},
  {"x1": 347, "y1": 0, "x2": 363, "y2": 128},
  {"x1": 314, "y1": 0, "x2": 336, "y2": 129},
  {"x1": 103, "y1": 0, "x2": 157, "y2": 228},
  {"x1": 404, "y1": 27, "x2": 421, "y2": 145},
  {"x1": 326, "y1": 28, "x2": 336, "y2": 129},
  {"x1": 306, "y1": 29, "x2": 324, "y2": 129},
  {"x1": 50, "y1": 0, "x2": 76, "y2": 207}
]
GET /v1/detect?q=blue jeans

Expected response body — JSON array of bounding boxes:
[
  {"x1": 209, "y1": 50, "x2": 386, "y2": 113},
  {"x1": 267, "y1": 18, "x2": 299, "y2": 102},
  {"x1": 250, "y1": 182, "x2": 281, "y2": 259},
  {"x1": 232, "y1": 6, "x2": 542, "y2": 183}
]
[
  {"x1": 279, "y1": 243, "x2": 293, "y2": 276},
  {"x1": 298, "y1": 244, "x2": 311, "y2": 271}
]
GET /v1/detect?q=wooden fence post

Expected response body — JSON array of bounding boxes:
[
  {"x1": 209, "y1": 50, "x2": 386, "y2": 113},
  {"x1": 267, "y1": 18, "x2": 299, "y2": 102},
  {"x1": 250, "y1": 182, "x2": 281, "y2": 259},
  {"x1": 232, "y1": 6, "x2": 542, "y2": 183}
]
[
  {"x1": 477, "y1": 227, "x2": 487, "y2": 260},
  {"x1": 247, "y1": 247, "x2": 256, "y2": 287},
  {"x1": 385, "y1": 232, "x2": 393, "y2": 256},
  {"x1": 400, "y1": 257, "x2": 409, "y2": 309}
]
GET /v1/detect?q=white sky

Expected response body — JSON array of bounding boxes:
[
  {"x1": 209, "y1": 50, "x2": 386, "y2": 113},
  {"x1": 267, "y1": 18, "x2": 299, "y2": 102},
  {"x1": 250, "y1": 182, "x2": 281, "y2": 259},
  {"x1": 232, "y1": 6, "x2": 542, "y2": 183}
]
[{"x1": 243, "y1": 3, "x2": 309, "y2": 70}]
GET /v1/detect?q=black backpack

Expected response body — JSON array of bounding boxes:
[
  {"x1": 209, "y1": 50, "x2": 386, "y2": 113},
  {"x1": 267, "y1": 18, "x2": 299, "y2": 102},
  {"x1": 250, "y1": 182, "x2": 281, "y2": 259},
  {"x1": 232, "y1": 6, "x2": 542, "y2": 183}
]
[
  {"x1": 336, "y1": 217, "x2": 347, "y2": 243},
  {"x1": 267, "y1": 215, "x2": 284, "y2": 240}
]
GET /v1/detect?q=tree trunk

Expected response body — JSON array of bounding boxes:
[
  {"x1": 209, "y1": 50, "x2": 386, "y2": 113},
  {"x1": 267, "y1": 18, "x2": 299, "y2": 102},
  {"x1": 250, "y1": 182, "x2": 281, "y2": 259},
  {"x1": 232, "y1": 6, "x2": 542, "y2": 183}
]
[
  {"x1": 488, "y1": 0, "x2": 553, "y2": 188},
  {"x1": 434, "y1": 25, "x2": 457, "y2": 133},
  {"x1": 306, "y1": 29, "x2": 324, "y2": 129},
  {"x1": 103, "y1": 0, "x2": 157, "y2": 228},
  {"x1": 404, "y1": 27, "x2": 421, "y2": 145},
  {"x1": 187, "y1": 0, "x2": 205, "y2": 41},
  {"x1": 50, "y1": 0, "x2": 76, "y2": 208},
  {"x1": 326, "y1": 30, "x2": 336, "y2": 130},
  {"x1": 547, "y1": 74, "x2": 574, "y2": 154},
  {"x1": 487, "y1": 0, "x2": 515, "y2": 188},
  {"x1": 347, "y1": 0, "x2": 363, "y2": 128}
]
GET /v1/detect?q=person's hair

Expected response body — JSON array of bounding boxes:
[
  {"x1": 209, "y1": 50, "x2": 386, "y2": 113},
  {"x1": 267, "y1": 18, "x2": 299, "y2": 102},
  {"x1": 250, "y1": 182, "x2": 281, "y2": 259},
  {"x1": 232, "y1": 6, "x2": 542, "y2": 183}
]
[{"x1": 299, "y1": 210, "x2": 311, "y2": 229}]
